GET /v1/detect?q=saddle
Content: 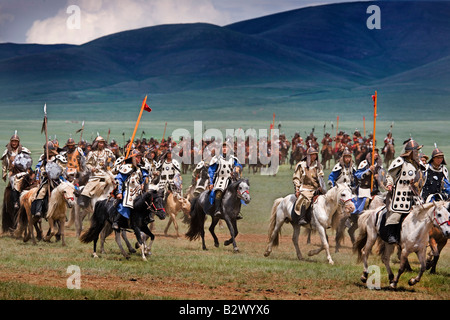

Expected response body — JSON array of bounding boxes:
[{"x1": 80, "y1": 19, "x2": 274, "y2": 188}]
[{"x1": 374, "y1": 206, "x2": 406, "y2": 243}]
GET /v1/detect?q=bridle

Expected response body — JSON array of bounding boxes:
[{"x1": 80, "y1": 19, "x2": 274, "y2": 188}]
[
  {"x1": 433, "y1": 208, "x2": 450, "y2": 227},
  {"x1": 145, "y1": 199, "x2": 165, "y2": 214}
]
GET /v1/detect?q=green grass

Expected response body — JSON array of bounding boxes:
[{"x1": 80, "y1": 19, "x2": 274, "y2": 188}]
[{"x1": 0, "y1": 165, "x2": 449, "y2": 300}]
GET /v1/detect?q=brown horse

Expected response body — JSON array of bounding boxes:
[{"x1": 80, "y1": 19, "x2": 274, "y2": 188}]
[
  {"x1": 426, "y1": 226, "x2": 448, "y2": 274},
  {"x1": 321, "y1": 145, "x2": 333, "y2": 170},
  {"x1": 159, "y1": 192, "x2": 191, "y2": 238},
  {"x1": 14, "y1": 187, "x2": 42, "y2": 244},
  {"x1": 383, "y1": 143, "x2": 395, "y2": 167}
]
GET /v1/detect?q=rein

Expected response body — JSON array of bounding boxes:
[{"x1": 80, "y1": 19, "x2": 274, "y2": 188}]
[
  {"x1": 433, "y1": 208, "x2": 450, "y2": 227},
  {"x1": 145, "y1": 200, "x2": 165, "y2": 213}
]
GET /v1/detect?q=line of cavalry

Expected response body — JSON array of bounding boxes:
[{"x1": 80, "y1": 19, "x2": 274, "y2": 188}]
[{"x1": 2, "y1": 128, "x2": 450, "y2": 289}]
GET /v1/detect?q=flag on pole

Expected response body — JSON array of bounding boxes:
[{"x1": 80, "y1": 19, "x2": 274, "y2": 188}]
[{"x1": 144, "y1": 103, "x2": 152, "y2": 113}]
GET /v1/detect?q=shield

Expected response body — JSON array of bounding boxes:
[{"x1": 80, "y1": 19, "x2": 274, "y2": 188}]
[
  {"x1": 173, "y1": 172, "x2": 183, "y2": 191},
  {"x1": 46, "y1": 161, "x2": 63, "y2": 180},
  {"x1": 13, "y1": 153, "x2": 32, "y2": 171}
]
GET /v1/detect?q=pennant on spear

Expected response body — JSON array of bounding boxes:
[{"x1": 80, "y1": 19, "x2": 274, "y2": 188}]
[
  {"x1": 76, "y1": 120, "x2": 85, "y2": 144},
  {"x1": 125, "y1": 96, "x2": 151, "y2": 159},
  {"x1": 370, "y1": 91, "x2": 378, "y2": 192}
]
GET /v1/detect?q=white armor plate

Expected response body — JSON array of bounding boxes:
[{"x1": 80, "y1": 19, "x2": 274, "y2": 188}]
[
  {"x1": 213, "y1": 156, "x2": 235, "y2": 192},
  {"x1": 390, "y1": 161, "x2": 416, "y2": 213},
  {"x1": 123, "y1": 170, "x2": 142, "y2": 208}
]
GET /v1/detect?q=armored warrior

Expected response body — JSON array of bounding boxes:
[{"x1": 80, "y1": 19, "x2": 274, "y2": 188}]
[
  {"x1": 421, "y1": 147, "x2": 450, "y2": 202},
  {"x1": 208, "y1": 143, "x2": 242, "y2": 217},
  {"x1": 61, "y1": 138, "x2": 86, "y2": 182},
  {"x1": 156, "y1": 151, "x2": 182, "y2": 198},
  {"x1": 31, "y1": 141, "x2": 67, "y2": 217},
  {"x1": 385, "y1": 139, "x2": 425, "y2": 244},
  {"x1": 352, "y1": 149, "x2": 382, "y2": 214},
  {"x1": 112, "y1": 150, "x2": 150, "y2": 230},
  {"x1": 190, "y1": 160, "x2": 210, "y2": 198},
  {"x1": 328, "y1": 147, "x2": 356, "y2": 188},
  {"x1": 78, "y1": 136, "x2": 116, "y2": 207},
  {"x1": 292, "y1": 146, "x2": 326, "y2": 225},
  {"x1": 1, "y1": 132, "x2": 32, "y2": 210}
]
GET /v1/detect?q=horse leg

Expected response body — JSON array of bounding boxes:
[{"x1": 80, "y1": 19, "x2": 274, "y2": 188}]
[
  {"x1": 66, "y1": 206, "x2": 75, "y2": 228},
  {"x1": 131, "y1": 226, "x2": 147, "y2": 261},
  {"x1": 223, "y1": 216, "x2": 239, "y2": 253},
  {"x1": 59, "y1": 219, "x2": 66, "y2": 246},
  {"x1": 209, "y1": 216, "x2": 220, "y2": 248},
  {"x1": 140, "y1": 225, "x2": 154, "y2": 256},
  {"x1": 264, "y1": 217, "x2": 285, "y2": 257},
  {"x1": 335, "y1": 217, "x2": 347, "y2": 253},
  {"x1": 44, "y1": 218, "x2": 55, "y2": 242},
  {"x1": 164, "y1": 213, "x2": 174, "y2": 236},
  {"x1": 292, "y1": 224, "x2": 303, "y2": 260},
  {"x1": 378, "y1": 243, "x2": 396, "y2": 288},
  {"x1": 408, "y1": 248, "x2": 427, "y2": 287},
  {"x1": 122, "y1": 230, "x2": 136, "y2": 254},
  {"x1": 115, "y1": 230, "x2": 131, "y2": 260},
  {"x1": 360, "y1": 230, "x2": 378, "y2": 283},
  {"x1": 309, "y1": 224, "x2": 333, "y2": 265}
]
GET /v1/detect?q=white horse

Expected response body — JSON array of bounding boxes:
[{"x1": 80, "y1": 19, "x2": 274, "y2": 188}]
[
  {"x1": 264, "y1": 183, "x2": 355, "y2": 264},
  {"x1": 69, "y1": 172, "x2": 116, "y2": 237},
  {"x1": 354, "y1": 201, "x2": 450, "y2": 289},
  {"x1": 43, "y1": 181, "x2": 77, "y2": 246}
]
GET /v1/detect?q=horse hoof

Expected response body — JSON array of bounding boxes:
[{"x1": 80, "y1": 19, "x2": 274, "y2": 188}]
[
  {"x1": 129, "y1": 249, "x2": 137, "y2": 254},
  {"x1": 264, "y1": 252, "x2": 270, "y2": 257},
  {"x1": 92, "y1": 253, "x2": 99, "y2": 258},
  {"x1": 233, "y1": 247, "x2": 240, "y2": 253},
  {"x1": 214, "y1": 243, "x2": 219, "y2": 248},
  {"x1": 389, "y1": 282, "x2": 397, "y2": 289},
  {"x1": 328, "y1": 260, "x2": 334, "y2": 265},
  {"x1": 408, "y1": 278, "x2": 417, "y2": 286}
]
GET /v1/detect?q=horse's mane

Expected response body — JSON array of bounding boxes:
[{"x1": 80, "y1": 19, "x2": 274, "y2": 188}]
[
  {"x1": 410, "y1": 201, "x2": 442, "y2": 220},
  {"x1": 47, "y1": 182, "x2": 72, "y2": 219},
  {"x1": 227, "y1": 178, "x2": 249, "y2": 191}
]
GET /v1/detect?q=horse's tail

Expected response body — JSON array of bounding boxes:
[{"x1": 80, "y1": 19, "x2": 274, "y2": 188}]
[
  {"x1": 352, "y1": 210, "x2": 372, "y2": 262},
  {"x1": 80, "y1": 200, "x2": 106, "y2": 244},
  {"x1": 185, "y1": 198, "x2": 205, "y2": 241},
  {"x1": 268, "y1": 198, "x2": 283, "y2": 247}
]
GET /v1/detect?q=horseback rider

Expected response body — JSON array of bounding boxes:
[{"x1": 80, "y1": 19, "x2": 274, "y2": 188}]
[
  {"x1": 61, "y1": 137, "x2": 86, "y2": 182},
  {"x1": 112, "y1": 150, "x2": 150, "y2": 230},
  {"x1": 31, "y1": 141, "x2": 67, "y2": 217},
  {"x1": 352, "y1": 148, "x2": 383, "y2": 215},
  {"x1": 156, "y1": 150, "x2": 182, "y2": 199},
  {"x1": 208, "y1": 142, "x2": 242, "y2": 217},
  {"x1": 78, "y1": 136, "x2": 116, "y2": 208},
  {"x1": 328, "y1": 147, "x2": 356, "y2": 189},
  {"x1": 292, "y1": 146, "x2": 326, "y2": 225},
  {"x1": 385, "y1": 139, "x2": 426, "y2": 244},
  {"x1": 421, "y1": 146, "x2": 450, "y2": 202},
  {"x1": 1, "y1": 132, "x2": 32, "y2": 210},
  {"x1": 190, "y1": 160, "x2": 210, "y2": 198}
]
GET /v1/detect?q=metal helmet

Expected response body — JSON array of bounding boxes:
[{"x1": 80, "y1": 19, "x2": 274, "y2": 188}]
[
  {"x1": 342, "y1": 147, "x2": 352, "y2": 157},
  {"x1": 10, "y1": 134, "x2": 20, "y2": 142},
  {"x1": 404, "y1": 139, "x2": 422, "y2": 152},
  {"x1": 430, "y1": 147, "x2": 446, "y2": 165},
  {"x1": 95, "y1": 136, "x2": 105, "y2": 142},
  {"x1": 66, "y1": 138, "x2": 76, "y2": 146}
]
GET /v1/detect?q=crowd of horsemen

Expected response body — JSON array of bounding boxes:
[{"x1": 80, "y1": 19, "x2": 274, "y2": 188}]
[{"x1": 2, "y1": 127, "x2": 449, "y2": 246}]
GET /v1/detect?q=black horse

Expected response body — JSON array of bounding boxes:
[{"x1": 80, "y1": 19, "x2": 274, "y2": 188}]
[
  {"x1": 80, "y1": 190, "x2": 165, "y2": 260},
  {"x1": 186, "y1": 179, "x2": 251, "y2": 253}
]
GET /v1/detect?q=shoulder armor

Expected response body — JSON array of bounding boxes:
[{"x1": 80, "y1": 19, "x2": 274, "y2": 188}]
[
  {"x1": 76, "y1": 147, "x2": 84, "y2": 154},
  {"x1": 195, "y1": 161, "x2": 205, "y2": 170},
  {"x1": 388, "y1": 157, "x2": 404, "y2": 171},
  {"x1": 21, "y1": 147, "x2": 31, "y2": 155},
  {"x1": 1, "y1": 149, "x2": 7, "y2": 160},
  {"x1": 443, "y1": 166, "x2": 449, "y2": 180},
  {"x1": 358, "y1": 160, "x2": 369, "y2": 170},
  {"x1": 141, "y1": 158, "x2": 152, "y2": 172},
  {"x1": 114, "y1": 156, "x2": 125, "y2": 167},
  {"x1": 209, "y1": 155, "x2": 219, "y2": 166},
  {"x1": 119, "y1": 164, "x2": 133, "y2": 175},
  {"x1": 55, "y1": 154, "x2": 67, "y2": 164},
  {"x1": 332, "y1": 163, "x2": 342, "y2": 172},
  {"x1": 172, "y1": 159, "x2": 181, "y2": 171}
]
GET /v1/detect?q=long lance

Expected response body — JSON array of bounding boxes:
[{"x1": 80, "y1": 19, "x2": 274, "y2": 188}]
[
  {"x1": 76, "y1": 120, "x2": 85, "y2": 145},
  {"x1": 162, "y1": 122, "x2": 168, "y2": 142},
  {"x1": 106, "y1": 128, "x2": 111, "y2": 144},
  {"x1": 371, "y1": 91, "x2": 378, "y2": 192},
  {"x1": 41, "y1": 103, "x2": 51, "y2": 196},
  {"x1": 363, "y1": 116, "x2": 366, "y2": 138},
  {"x1": 126, "y1": 96, "x2": 148, "y2": 159}
]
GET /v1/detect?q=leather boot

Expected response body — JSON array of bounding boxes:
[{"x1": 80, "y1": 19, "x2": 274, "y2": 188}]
[
  {"x1": 297, "y1": 205, "x2": 309, "y2": 226},
  {"x1": 11, "y1": 189, "x2": 21, "y2": 210},
  {"x1": 112, "y1": 211, "x2": 122, "y2": 231},
  {"x1": 32, "y1": 199, "x2": 43, "y2": 218},
  {"x1": 213, "y1": 197, "x2": 223, "y2": 217},
  {"x1": 386, "y1": 224, "x2": 399, "y2": 244}
]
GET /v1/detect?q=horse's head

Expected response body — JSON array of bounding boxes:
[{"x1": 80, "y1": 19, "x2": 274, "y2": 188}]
[
  {"x1": 335, "y1": 183, "x2": 355, "y2": 214},
  {"x1": 236, "y1": 179, "x2": 251, "y2": 204},
  {"x1": 61, "y1": 182, "x2": 76, "y2": 209},
  {"x1": 432, "y1": 201, "x2": 450, "y2": 238},
  {"x1": 145, "y1": 190, "x2": 166, "y2": 220}
]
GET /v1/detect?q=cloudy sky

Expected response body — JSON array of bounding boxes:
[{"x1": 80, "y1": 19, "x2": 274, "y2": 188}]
[{"x1": 0, "y1": 0, "x2": 363, "y2": 45}]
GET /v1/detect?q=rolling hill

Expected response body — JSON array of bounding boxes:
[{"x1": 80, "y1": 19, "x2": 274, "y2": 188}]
[{"x1": 0, "y1": 1, "x2": 449, "y2": 121}]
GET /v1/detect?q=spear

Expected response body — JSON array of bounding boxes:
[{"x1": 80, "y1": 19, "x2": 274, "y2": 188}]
[
  {"x1": 41, "y1": 103, "x2": 51, "y2": 195},
  {"x1": 363, "y1": 116, "x2": 366, "y2": 138},
  {"x1": 371, "y1": 91, "x2": 378, "y2": 192},
  {"x1": 126, "y1": 96, "x2": 149, "y2": 159},
  {"x1": 106, "y1": 128, "x2": 111, "y2": 144},
  {"x1": 162, "y1": 122, "x2": 168, "y2": 142},
  {"x1": 76, "y1": 120, "x2": 85, "y2": 144}
]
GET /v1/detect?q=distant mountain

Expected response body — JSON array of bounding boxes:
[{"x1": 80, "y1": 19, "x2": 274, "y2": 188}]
[{"x1": 0, "y1": 1, "x2": 449, "y2": 121}]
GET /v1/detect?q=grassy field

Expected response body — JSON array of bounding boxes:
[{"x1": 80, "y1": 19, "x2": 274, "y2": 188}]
[{"x1": 0, "y1": 163, "x2": 449, "y2": 301}]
